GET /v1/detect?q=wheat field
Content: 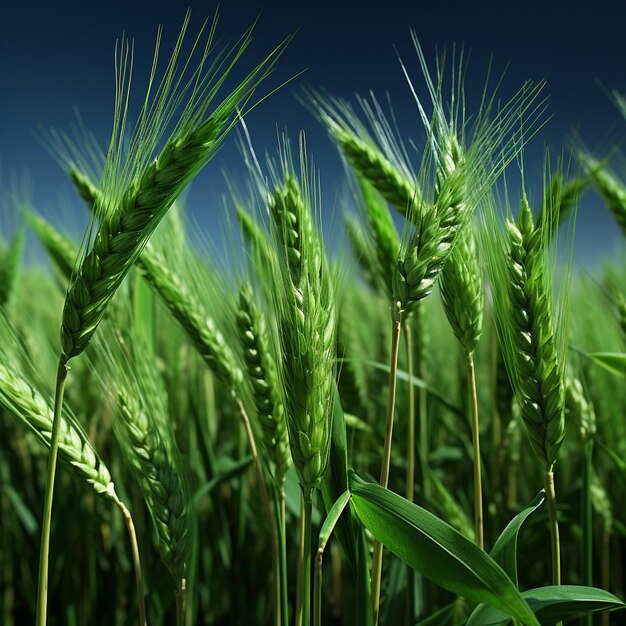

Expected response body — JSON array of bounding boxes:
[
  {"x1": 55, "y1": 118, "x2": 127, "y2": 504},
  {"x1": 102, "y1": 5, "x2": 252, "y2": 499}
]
[{"x1": 1, "y1": 10, "x2": 626, "y2": 626}]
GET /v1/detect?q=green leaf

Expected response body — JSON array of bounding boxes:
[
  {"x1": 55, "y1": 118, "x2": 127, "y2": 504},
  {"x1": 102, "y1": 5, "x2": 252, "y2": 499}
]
[
  {"x1": 339, "y1": 358, "x2": 463, "y2": 416},
  {"x1": 348, "y1": 472, "x2": 539, "y2": 626},
  {"x1": 413, "y1": 600, "x2": 460, "y2": 625},
  {"x1": 587, "y1": 352, "x2": 626, "y2": 376},
  {"x1": 191, "y1": 456, "x2": 253, "y2": 509},
  {"x1": 318, "y1": 489, "x2": 351, "y2": 549},
  {"x1": 467, "y1": 586, "x2": 626, "y2": 625},
  {"x1": 490, "y1": 490, "x2": 545, "y2": 586},
  {"x1": 344, "y1": 412, "x2": 375, "y2": 434},
  {"x1": 5, "y1": 485, "x2": 38, "y2": 535},
  {"x1": 596, "y1": 438, "x2": 626, "y2": 475},
  {"x1": 320, "y1": 386, "x2": 358, "y2": 573},
  {"x1": 321, "y1": 390, "x2": 372, "y2": 626}
]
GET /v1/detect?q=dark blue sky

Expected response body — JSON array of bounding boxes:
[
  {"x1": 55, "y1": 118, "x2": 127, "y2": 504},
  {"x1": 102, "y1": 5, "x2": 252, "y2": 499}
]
[{"x1": 2, "y1": 0, "x2": 626, "y2": 265}]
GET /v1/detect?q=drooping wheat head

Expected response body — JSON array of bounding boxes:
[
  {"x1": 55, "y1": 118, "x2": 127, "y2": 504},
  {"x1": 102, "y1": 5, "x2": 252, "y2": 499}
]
[
  {"x1": 105, "y1": 331, "x2": 190, "y2": 588},
  {"x1": 579, "y1": 153, "x2": 626, "y2": 237},
  {"x1": 0, "y1": 320, "x2": 116, "y2": 500},
  {"x1": 138, "y1": 243, "x2": 243, "y2": 389},
  {"x1": 25, "y1": 211, "x2": 78, "y2": 280},
  {"x1": 313, "y1": 93, "x2": 420, "y2": 215},
  {"x1": 0, "y1": 227, "x2": 25, "y2": 308}
]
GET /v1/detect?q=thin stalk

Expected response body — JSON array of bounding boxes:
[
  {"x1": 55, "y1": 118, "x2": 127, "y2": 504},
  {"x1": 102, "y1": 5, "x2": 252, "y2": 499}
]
[
  {"x1": 272, "y1": 482, "x2": 288, "y2": 626},
  {"x1": 314, "y1": 548, "x2": 323, "y2": 626},
  {"x1": 314, "y1": 490, "x2": 351, "y2": 626},
  {"x1": 404, "y1": 323, "x2": 415, "y2": 502},
  {"x1": 176, "y1": 580, "x2": 186, "y2": 626},
  {"x1": 115, "y1": 499, "x2": 147, "y2": 626},
  {"x1": 35, "y1": 358, "x2": 69, "y2": 626},
  {"x1": 233, "y1": 394, "x2": 280, "y2": 626},
  {"x1": 467, "y1": 354, "x2": 483, "y2": 549},
  {"x1": 601, "y1": 530, "x2": 610, "y2": 626},
  {"x1": 416, "y1": 306, "x2": 429, "y2": 502},
  {"x1": 490, "y1": 338, "x2": 501, "y2": 497},
  {"x1": 278, "y1": 484, "x2": 288, "y2": 626},
  {"x1": 582, "y1": 441, "x2": 593, "y2": 626},
  {"x1": 296, "y1": 489, "x2": 313, "y2": 626},
  {"x1": 1, "y1": 453, "x2": 15, "y2": 626},
  {"x1": 372, "y1": 309, "x2": 402, "y2": 626},
  {"x1": 544, "y1": 471, "x2": 561, "y2": 586}
]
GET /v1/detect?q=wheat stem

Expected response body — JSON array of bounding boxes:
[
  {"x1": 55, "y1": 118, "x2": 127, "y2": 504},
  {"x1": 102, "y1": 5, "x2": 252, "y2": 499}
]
[
  {"x1": 115, "y1": 498, "x2": 147, "y2": 626},
  {"x1": 176, "y1": 580, "x2": 186, "y2": 626},
  {"x1": 296, "y1": 489, "x2": 313, "y2": 626},
  {"x1": 404, "y1": 323, "x2": 415, "y2": 502},
  {"x1": 233, "y1": 393, "x2": 280, "y2": 626},
  {"x1": 582, "y1": 440, "x2": 593, "y2": 626},
  {"x1": 544, "y1": 471, "x2": 561, "y2": 587},
  {"x1": 274, "y1": 483, "x2": 288, "y2": 626},
  {"x1": 601, "y1": 530, "x2": 610, "y2": 626},
  {"x1": 467, "y1": 353, "x2": 483, "y2": 549},
  {"x1": 372, "y1": 305, "x2": 402, "y2": 625},
  {"x1": 35, "y1": 358, "x2": 68, "y2": 626},
  {"x1": 314, "y1": 545, "x2": 323, "y2": 626}
]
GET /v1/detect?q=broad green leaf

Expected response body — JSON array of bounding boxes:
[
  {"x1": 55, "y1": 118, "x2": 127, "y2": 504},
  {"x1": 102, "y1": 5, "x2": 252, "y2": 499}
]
[
  {"x1": 349, "y1": 472, "x2": 539, "y2": 626},
  {"x1": 490, "y1": 490, "x2": 545, "y2": 586},
  {"x1": 467, "y1": 585, "x2": 626, "y2": 625}
]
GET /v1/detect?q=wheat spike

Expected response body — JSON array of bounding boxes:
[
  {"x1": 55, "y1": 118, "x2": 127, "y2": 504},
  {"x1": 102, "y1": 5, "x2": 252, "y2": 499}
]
[
  {"x1": 0, "y1": 363, "x2": 116, "y2": 500},
  {"x1": 269, "y1": 169, "x2": 336, "y2": 493},
  {"x1": 440, "y1": 225, "x2": 483, "y2": 355},
  {"x1": 236, "y1": 283, "x2": 291, "y2": 482}
]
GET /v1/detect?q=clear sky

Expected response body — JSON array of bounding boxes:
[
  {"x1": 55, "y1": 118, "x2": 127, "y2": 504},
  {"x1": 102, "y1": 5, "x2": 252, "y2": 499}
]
[{"x1": 2, "y1": 0, "x2": 626, "y2": 266}]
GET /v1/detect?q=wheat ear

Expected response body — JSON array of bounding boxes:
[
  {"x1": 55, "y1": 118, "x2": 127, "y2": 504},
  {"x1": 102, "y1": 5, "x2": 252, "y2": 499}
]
[
  {"x1": 236, "y1": 283, "x2": 291, "y2": 482},
  {"x1": 440, "y1": 224, "x2": 484, "y2": 546},
  {"x1": 483, "y1": 188, "x2": 572, "y2": 589},
  {"x1": 25, "y1": 211, "x2": 78, "y2": 279},
  {"x1": 0, "y1": 228, "x2": 25, "y2": 308},
  {"x1": 0, "y1": 362, "x2": 146, "y2": 625},
  {"x1": 269, "y1": 158, "x2": 336, "y2": 626},
  {"x1": 579, "y1": 154, "x2": 626, "y2": 237},
  {"x1": 37, "y1": 16, "x2": 285, "y2": 625},
  {"x1": 139, "y1": 244, "x2": 244, "y2": 388}
]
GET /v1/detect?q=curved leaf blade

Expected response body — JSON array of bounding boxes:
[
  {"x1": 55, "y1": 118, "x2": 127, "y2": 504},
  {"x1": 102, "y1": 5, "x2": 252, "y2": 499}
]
[
  {"x1": 348, "y1": 472, "x2": 539, "y2": 626},
  {"x1": 467, "y1": 585, "x2": 626, "y2": 626},
  {"x1": 490, "y1": 490, "x2": 545, "y2": 586}
]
